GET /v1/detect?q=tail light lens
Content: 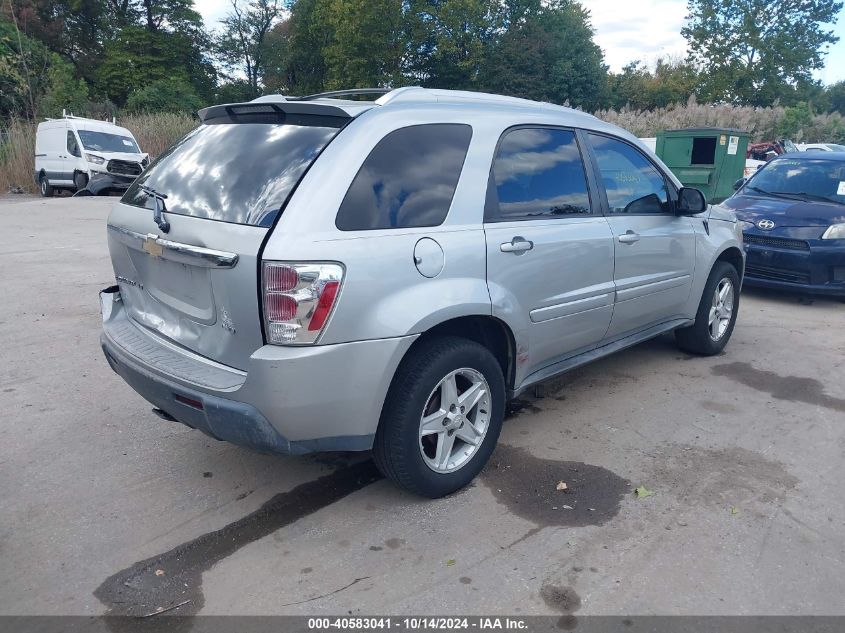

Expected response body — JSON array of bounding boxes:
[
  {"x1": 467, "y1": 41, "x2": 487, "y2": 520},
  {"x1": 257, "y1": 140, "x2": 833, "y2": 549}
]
[{"x1": 262, "y1": 262, "x2": 344, "y2": 345}]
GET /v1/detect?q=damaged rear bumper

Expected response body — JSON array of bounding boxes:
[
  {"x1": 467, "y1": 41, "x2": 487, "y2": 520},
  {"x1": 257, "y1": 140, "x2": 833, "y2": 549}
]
[{"x1": 99, "y1": 286, "x2": 416, "y2": 455}]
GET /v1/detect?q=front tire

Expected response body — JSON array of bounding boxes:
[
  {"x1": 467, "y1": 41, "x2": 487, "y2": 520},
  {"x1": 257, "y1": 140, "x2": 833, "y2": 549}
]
[
  {"x1": 373, "y1": 336, "x2": 505, "y2": 498},
  {"x1": 39, "y1": 174, "x2": 54, "y2": 198},
  {"x1": 73, "y1": 172, "x2": 88, "y2": 192},
  {"x1": 675, "y1": 261, "x2": 740, "y2": 355}
]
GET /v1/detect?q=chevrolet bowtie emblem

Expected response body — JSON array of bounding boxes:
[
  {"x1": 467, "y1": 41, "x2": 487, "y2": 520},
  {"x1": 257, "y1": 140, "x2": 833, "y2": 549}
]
[{"x1": 142, "y1": 234, "x2": 163, "y2": 257}]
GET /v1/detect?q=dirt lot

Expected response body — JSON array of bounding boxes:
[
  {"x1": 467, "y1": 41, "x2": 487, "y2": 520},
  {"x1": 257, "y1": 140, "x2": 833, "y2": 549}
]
[{"x1": 1, "y1": 196, "x2": 843, "y2": 617}]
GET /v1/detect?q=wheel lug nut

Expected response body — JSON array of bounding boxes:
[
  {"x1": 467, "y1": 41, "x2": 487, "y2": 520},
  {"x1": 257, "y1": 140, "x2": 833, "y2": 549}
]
[
  {"x1": 460, "y1": 406, "x2": 465, "y2": 413},
  {"x1": 448, "y1": 429, "x2": 454, "y2": 436},
  {"x1": 442, "y1": 419, "x2": 448, "y2": 426}
]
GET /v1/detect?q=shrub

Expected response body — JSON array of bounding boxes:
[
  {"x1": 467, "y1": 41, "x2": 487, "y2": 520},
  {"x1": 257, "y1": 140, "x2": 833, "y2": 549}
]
[{"x1": 125, "y1": 77, "x2": 203, "y2": 114}]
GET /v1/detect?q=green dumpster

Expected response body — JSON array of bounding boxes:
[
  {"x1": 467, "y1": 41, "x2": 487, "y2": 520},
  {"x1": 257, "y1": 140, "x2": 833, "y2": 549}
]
[{"x1": 655, "y1": 128, "x2": 749, "y2": 203}]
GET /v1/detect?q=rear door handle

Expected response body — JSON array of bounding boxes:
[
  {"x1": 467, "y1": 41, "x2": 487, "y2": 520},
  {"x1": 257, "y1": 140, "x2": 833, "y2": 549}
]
[
  {"x1": 618, "y1": 231, "x2": 640, "y2": 244},
  {"x1": 500, "y1": 237, "x2": 534, "y2": 254}
]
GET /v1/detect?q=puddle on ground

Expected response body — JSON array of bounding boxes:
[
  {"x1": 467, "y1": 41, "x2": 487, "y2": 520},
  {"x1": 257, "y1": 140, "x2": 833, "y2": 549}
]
[
  {"x1": 646, "y1": 444, "x2": 798, "y2": 510},
  {"x1": 481, "y1": 444, "x2": 629, "y2": 527},
  {"x1": 94, "y1": 460, "x2": 382, "y2": 619},
  {"x1": 712, "y1": 362, "x2": 845, "y2": 413},
  {"x1": 540, "y1": 584, "x2": 581, "y2": 630}
]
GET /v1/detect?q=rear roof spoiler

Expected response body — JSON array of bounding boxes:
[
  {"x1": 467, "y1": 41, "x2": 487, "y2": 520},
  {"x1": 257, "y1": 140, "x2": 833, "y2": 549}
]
[{"x1": 198, "y1": 99, "x2": 373, "y2": 123}]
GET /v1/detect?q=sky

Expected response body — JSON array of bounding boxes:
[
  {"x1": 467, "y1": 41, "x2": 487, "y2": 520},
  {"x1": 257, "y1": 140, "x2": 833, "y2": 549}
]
[{"x1": 194, "y1": 0, "x2": 845, "y2": 85}]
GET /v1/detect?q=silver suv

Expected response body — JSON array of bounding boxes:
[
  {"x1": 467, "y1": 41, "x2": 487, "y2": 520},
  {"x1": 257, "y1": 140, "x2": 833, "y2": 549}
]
[{"x1": 100, "y1": 87, "x2": 744, "y2": 497}]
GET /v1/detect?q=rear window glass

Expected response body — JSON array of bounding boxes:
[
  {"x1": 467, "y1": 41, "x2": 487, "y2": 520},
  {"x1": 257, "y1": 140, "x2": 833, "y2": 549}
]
[
  {"x1": 335, "y1": 124, "x2": 472, "y2": 231},
  {"x1": 123, "y1": 120, "x2": 343, "y2": 227}
]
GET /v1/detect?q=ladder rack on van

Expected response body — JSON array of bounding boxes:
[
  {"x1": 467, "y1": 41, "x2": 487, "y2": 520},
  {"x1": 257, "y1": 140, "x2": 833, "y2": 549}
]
[{"x1": 43, "y1": 110, "x2": 117, "y2": 125}]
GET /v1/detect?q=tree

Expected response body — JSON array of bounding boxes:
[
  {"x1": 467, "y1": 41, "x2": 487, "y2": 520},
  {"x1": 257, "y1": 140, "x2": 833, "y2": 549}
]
[
  {"x1": 7, "y1": 0, "x2": 108, "y2": 86},
  {"x1": 321, "y1": 0, "x2": 404, "y2": 89},
  {"x1": 217, "y1": 0, "x2": 284, "y2": 98},
  {"x1": 0, "y1": 15, "x2": 52, "y2": 117},
  {"x1": 125, "y1": 74, "x2": 202, "y2": 112},
  {"x1": 682, "y1": 0, "x2": 843, "y2": 106},
  {"x1": 825, "y1": 80, "x2": 845, "y2": 114},
  {"x1": 479, "y1": 0, "x2": 607, "y2": 110},
  {"x1": 405, "y1": 0, "x2": 499, "y2": 89},
  {"x1": 39, "y1": 53, "x2": 90, "y2": 116},
  {"x1": 607, "y1": 57, "x2": 699, "y2": 110},
  {"x1": 777, "y1": 101, "x2": 814, "y2": 139}
]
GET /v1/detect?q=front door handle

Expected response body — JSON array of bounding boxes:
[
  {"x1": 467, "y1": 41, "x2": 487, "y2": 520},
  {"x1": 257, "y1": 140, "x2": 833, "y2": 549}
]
[
  {"x1": 500, "y1": 237, "x2": 534, "y2": 254},
  {"x1": 618, "y1": 230, "x2": 640, "y2": 244}
]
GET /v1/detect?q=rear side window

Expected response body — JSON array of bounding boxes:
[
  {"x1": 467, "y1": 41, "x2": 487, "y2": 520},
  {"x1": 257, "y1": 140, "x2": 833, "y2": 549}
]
[
  {"x1": 335, "y1": 124, "x2": 472, "y2": 231},
  {"x1": 123, "y1": 119, "x2": 344, "y2": 227},
  {"x1": 486, "y1": 127, "x2": 592, "y2": 221}
]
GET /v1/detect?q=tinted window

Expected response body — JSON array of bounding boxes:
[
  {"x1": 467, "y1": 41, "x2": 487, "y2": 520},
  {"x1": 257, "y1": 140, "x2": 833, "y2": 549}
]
[
  {"x1": 335, "y1": 124, "x2": 472, "y2": 231},
  {"x1": 486, "y1": 128, "x2": 591, "y2": 221},
  {"x1": 123, "y1": 120, "x2": 342, "y2": 227},
  {"x1": 589, "y1": 134, "x2": 671, "y2": 214},
  {"x1": 78, "y1": 130, "x2": 140, "y2": 153},
  {"x1": 66, "y1": 132, "x2": 80, "y2": 157}
]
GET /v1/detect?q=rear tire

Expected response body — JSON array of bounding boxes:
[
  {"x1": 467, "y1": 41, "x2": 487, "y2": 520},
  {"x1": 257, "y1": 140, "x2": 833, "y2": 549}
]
[
  {"x1": 39, "y1": 174, "x2": 54, "y2": 198},
  {"x1": 373, "y1": 336, "x2": 505, "y2": 498},
  {"x1": 675, "y1": 261, "x2": 740, "y2": 355}
]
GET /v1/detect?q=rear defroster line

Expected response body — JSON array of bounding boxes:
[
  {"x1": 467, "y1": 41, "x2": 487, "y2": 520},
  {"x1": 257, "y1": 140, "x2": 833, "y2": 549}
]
[{"x1": 94, "y1": 460, "x2": 382, "y2": 617}]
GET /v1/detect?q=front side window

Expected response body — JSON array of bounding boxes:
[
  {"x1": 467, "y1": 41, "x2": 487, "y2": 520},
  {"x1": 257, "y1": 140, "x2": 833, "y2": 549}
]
[
  {"x1": 335, "y1": 124, "x2": 472, "y2": 231},
  {"x1": 66, "y1": 132, "x2": 80, "y2": 157},
  {"x1": 78, "y1": 130, "x2": 140, "y2": 153},
  {"x1": 589, "y1": 134, "x2": 671, "y2": 214},
  {"x1": 123, "y1": 119, "x2": 343, "y2": 227},
  {"x1": 486, "y1": 127, "x2": 592, "y2": 221}
]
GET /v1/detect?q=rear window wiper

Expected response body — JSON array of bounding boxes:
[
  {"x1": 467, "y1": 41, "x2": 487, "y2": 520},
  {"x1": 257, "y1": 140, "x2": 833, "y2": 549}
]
[
  {"x1": 771, "y1": 191, "x2": 845, "y2": 206},
  {"x1": 138, "y1": 184, "x2": 171, "y2": 233}
]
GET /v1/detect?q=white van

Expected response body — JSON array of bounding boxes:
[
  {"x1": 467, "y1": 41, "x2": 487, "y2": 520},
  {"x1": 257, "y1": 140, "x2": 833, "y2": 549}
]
[{"x1": 34, "y1": 115, "x2": 148, "y2": 197}]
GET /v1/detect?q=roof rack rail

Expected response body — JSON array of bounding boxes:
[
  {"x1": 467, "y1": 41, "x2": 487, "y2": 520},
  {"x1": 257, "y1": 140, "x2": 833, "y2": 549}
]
[
  {"x1": 290, "y1": 88, "x2": 390, "y2": 101},
  {"x1": 44, "y1": 110, "x2": 118, "y2": 124}
]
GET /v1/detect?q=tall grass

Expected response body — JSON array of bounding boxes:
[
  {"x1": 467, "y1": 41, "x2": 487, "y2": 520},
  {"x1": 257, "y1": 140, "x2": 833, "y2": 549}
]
[
  {"x1": 3, "y1": 103, "x2": 845, "y2": 194},
  {"x1": 596, "y1": 100, "x2": 786, "y2": 139},
  {"x1": 0, "y1": 113, "x2": 196, "y2": 194},
  {"x1": 0, "y1": 118, "x2": 37, "y2": 193}
]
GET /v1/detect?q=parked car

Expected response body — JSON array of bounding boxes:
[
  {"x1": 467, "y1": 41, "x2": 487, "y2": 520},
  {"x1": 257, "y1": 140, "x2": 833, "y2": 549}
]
[
  {"x1": 35, "y1": 114, "x2": 148, "y2": 197},
  {"x1": 744, "y1": 139, "x2": 798, "y2": 178},
  {"x1": 100, "y1": 87, "x2": 745, "y2": 497},
  {"x1": 797, "y1": 143, "x2": 845, "y2": 152},
  {"x1": 728, "y1": 152, "x2": 845, "y2": 298}
]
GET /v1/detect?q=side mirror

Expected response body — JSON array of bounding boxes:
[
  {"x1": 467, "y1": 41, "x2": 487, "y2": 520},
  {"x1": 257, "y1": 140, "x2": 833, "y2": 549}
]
[
  {"x1": 733, "y1": 178, "x2": 747, "y2": 191},
  {"x1": 677, "y1": 187, "x2": 707, "y2": 214}
]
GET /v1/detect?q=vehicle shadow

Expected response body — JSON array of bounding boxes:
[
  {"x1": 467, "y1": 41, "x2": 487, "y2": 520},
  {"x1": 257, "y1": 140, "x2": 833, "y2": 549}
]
[{"x1": 740, "y1": 285, "x2": 843, "y2": 307}]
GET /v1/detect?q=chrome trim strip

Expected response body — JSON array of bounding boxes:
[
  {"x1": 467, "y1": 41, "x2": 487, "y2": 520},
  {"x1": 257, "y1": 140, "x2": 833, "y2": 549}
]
[
  {"x1": 107, "y1": 224, "x2": 239, "y2": 268},
  {"x1": 615, "y1": 274, "x2": 690, "y2": 302},
  {"x1": 529, "y1": 292, "x2": 614, "y2": 323}
]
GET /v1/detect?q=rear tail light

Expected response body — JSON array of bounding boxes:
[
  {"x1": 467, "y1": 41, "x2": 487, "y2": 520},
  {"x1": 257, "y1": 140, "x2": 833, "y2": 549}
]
[{"x1": 262, "y1": 262, "x2": 344, "y2": 345}]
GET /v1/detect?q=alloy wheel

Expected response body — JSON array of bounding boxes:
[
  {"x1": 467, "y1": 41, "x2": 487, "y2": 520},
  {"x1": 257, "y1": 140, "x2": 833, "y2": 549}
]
[
  {"x1": 418, "y1": 368, "x2": 491, "y2": 473},
  {"x1": 708, "y1": 277, "x2": 734, "y2": 341}
]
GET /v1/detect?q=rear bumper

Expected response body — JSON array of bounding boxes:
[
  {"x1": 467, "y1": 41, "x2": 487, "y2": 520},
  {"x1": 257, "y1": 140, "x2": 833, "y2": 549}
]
[
  {"x1": 100, "y1": 288, "x2": 417, "y2": 454},
  {"x1": 743, "y1": 239, "x2": 845, "y2": 297}
]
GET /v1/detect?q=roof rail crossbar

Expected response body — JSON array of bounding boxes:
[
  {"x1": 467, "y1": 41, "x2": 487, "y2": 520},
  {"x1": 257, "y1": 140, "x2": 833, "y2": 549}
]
[{"x1": 291, "y1": 88, "x2": 390, "y2": 101}]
